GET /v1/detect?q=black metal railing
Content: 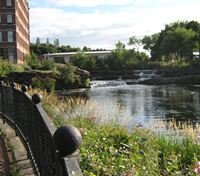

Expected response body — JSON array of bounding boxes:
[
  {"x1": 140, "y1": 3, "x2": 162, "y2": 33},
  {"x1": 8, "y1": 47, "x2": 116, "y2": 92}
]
[{"x1": 0, "y1": 81, "x2": 83, "y2": 176}]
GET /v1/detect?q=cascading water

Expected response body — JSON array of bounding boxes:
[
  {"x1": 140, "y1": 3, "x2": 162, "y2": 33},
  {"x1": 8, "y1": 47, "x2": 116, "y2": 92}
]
[
  {"x1": 133, "y1": 70, "x2": 163, "y2": 81},
  {"x1": 91, "y1": 70, "x2": 164, "y2": 87},
  {"x1": 90, "y1": 80, "x2": 127, "y2": 88}
]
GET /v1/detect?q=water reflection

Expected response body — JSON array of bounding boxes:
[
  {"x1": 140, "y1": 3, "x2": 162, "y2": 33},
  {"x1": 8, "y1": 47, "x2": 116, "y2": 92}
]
[
  {"x1": 86, "y1": 84, "x2": 200, "y2": 128},
  {"x1": 61, "y1": 84, "x2": 200, "y2": 129}
]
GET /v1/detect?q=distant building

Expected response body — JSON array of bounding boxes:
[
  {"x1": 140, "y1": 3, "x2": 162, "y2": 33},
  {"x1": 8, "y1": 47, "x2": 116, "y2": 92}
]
[
  {"x1": 0, "y1": 0, "x2": 30, "y2": 64},
  {"x1": 43, "y1": 51, "x2": 113, "y2": 64}
]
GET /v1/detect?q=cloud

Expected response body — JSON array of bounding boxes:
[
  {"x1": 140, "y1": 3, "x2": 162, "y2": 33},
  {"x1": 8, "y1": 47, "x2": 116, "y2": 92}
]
[
  {"x1": 30, "y1": 0, "x2": 200, "y2": 49},
  {"x1": 47, "y1": 0, "x2": 187, "y2": 7},
  {"x1": 48, "y1": 0, "x2": 133, "y2": 7}
]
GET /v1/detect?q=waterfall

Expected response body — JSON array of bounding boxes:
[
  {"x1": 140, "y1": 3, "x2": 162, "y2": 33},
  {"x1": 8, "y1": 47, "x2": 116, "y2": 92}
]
[
  {"x1": 90, "y1": 80, "x2": 127, "y2": 88},
  {"x1": 133, "y1": 70, "x2": 163, "y2": 81}
]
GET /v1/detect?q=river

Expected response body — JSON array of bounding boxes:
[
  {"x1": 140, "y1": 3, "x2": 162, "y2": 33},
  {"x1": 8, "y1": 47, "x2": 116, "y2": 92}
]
[{"x1": 62, "y1": 82, "x2": 200, "y2": 130}]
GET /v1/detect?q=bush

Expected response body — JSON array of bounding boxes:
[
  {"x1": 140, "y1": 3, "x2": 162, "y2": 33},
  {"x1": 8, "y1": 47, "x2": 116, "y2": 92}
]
[
  {"x1": 26, "y1": 52, "x2": 41, "y2": 69},
  {"x1": 0, "y1": 61, "x2": 24, "y2": 76},
  {"x1": 40, "y1": 60, "x2": 56, "y2": 71},
  {"x1": 70, "y1": 52, "x2": 96, "y2": 71},
  {"x1": 31, "y1": 77, "x2": 56, "y2": 92},
  {"x1": 57, "y1": 63, "x2": 80, "y2": 85},
  {"x1": 84, "y1": 78, "x2": 90, "y2": 88}
]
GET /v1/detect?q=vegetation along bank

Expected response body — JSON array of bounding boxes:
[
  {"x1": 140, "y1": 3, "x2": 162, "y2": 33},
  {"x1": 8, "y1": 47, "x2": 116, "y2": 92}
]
[{"x1": 28, "y1": 88, "x2": 200, "y2": 175}]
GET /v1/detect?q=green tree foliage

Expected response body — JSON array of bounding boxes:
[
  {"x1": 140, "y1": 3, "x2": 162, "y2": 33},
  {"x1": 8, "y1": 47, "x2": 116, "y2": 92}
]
[
  {"x1": 141, "y1": 34, "x2": 159, "y2": 51},
  {"x1": 36, "y1": 37, "x2": 41, "y2": 45},
  {"x1": 31, "y1": 42, "x2": 81, "y2": 56},
  {"x1": 0, "y1": 61, "x2": 24, "y2": 76},
  {"x1": 40, "y1": 60, "x2": 56, "y2": 71},
  {"x1": 141, "y1": 20, "x2": 200, "y2": 62},
  {"x1": 128, "y1": 36, "x2": 141, "y2": 50},
  {"x1": 70, "y1": 52, "x2": 96, "y2": 71},
  {"x1": 31, "y1": 77, "x2": 56, "y2": 92},
  {"x1": 159, "y1": 28, "x2": 196, "y2": 61},
  {"x1": 26, "y1": 52, "x2": 41, "y2": 69},
  {"x1": 54, "y1": 38, "x2": 60, "y2": 48},
  {"x1": 115, "y1": 41, "x2": 126, "y2": 51},
  {"x1": 57, "y1": 63, "x2": 80, "y2": 85},
  {"x1": 82, "y1": 46, "x2": 92, "y2": 52},
  {"x1": 46, "y1": 38, "x2": 50, "y2": 45},
  {"x1": 69, "y1": 41, "x2": 149, "y2": 70}
]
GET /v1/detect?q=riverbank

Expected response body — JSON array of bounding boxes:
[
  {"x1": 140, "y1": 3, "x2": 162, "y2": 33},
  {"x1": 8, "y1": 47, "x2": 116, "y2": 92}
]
[
  {"x1": 139, "y1": 75, "x2": 200, "y2": 85},
  {"x1": 0, "y1": 61, "x2": 90, "y2": 91},
  {"x1": 91, "y1": 68, "x2": 200, "y2": 85},
  {"x1": 29, "y1": 88, "x2": 200, "y2": 175}
]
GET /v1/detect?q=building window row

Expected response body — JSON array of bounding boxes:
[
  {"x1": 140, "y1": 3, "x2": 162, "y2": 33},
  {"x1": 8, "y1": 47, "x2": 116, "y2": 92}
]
[
  {"x1": 6, "y1": 0, "x2": 12, "y2": 7},
  {"x1": 0, "y1": 0, "x2": 12, "y2": 7},
  {"x1": 0, "y1": 14, "x2": 13, "y2": 24},
  {"x1": 0, "y1": 31, "x2": 14, "y2": 42},
  {"x1": 0, "y1": 47, "x2": 15, "y2": 61}
]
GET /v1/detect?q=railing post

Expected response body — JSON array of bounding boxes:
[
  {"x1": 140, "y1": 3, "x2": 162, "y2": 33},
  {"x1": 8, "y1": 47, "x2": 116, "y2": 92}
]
[
  {"x1": 0, "y1": 84, "x2": 84, "y2": 176},
  {"x1": 54, "y1": 125, "x2": 83, "y2": 176}
]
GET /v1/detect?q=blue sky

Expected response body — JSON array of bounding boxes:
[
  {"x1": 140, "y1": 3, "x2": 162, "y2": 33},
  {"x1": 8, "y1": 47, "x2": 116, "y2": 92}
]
[{"x1": 29, "y1": 0, "x2": 200, "y2": 49}]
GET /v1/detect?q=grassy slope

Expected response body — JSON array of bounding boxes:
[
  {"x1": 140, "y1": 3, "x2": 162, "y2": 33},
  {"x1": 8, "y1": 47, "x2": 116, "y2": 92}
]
[{"x1": 28, "y1": 89, "x2": 200, "y2": 176}]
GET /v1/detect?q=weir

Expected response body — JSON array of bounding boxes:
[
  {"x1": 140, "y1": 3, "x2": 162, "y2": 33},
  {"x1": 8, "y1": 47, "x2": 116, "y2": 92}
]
[
  {"x1": 133, "y1": 70, "x2": 164, "y2": 79},
  {"x1": 0, "y1": 82, "x2": 83, "y2": 176},
  {"x1": 90, "y1": 80, "x2": 127, "y2": 87}
]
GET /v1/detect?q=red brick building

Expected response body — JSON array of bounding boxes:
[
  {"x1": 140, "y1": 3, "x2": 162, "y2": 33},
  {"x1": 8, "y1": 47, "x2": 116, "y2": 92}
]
[{"x1": 0, "y1": 0, "x2": 30, "y2": 64}]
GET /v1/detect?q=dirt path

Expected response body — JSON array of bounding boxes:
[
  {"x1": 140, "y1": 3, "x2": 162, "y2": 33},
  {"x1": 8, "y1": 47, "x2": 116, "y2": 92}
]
[{"x1": 0, "y1": 136, "x2": 10, "y2": 176}]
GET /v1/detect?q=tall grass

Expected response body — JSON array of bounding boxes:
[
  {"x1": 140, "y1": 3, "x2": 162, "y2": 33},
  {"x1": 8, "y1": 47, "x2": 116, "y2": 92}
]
[
  {"x1": 28, "y1": 88, "x2": 200, "y2": 175},
  {"x1": 0, "y1": 61, "x2": 24, "y2": 76}
]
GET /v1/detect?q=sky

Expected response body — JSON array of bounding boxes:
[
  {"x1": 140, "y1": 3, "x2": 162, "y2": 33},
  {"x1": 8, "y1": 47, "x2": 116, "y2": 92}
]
[{"x1": 29, "y1": 0, "x2": 200, "y2": 50}]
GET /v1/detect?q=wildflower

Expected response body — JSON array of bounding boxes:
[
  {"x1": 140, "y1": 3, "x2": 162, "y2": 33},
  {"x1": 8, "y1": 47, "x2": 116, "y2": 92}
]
[
  {"x1": 194, "y1": 161, "x2": 200, "y2": 174},
  {"x1": 196, "y1": 134, "x2": 200, "y2": 145},
  {"x1": 197, "y1": 134, "x2": 200, "y2": 141}
]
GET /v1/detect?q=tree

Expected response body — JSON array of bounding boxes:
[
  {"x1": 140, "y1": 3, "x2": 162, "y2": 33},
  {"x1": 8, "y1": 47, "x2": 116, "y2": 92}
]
[
  {"x1": 82, "y1": 46, "x2": 92, "y2": 52},
  {"x1": 141, "y1": 34, "x2": 159, "y2": 51},
  {"x1": 70, "y1": 52, "x2": 96, "y2": 71},
  {"x1": 115, "y1": 41, "x2": 126, "y2": 51},
  {"x1": 159, "y1": 27, "x2": 196, "y2": 61},
  {"x1": 128, "y1": 36, "x2": 141, "y2": 50},
  {"x1": 46, "y1": 38, "x2": 50, "y2": 45},
  {"x1": 142, "y1": 20, "x2": 200, "y2": 61},
  {"x1": 54, "y1": 38, "x2": 60, "y2": 48},
  {"x1": 36, "y1": 37, "x2": 41, "y2": 45}
]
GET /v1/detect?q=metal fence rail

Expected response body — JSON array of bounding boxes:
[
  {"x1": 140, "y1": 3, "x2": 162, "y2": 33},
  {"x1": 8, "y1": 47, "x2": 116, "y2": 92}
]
[{"x1": 0, "y1": 82, "x2": 83, "y2": 176}]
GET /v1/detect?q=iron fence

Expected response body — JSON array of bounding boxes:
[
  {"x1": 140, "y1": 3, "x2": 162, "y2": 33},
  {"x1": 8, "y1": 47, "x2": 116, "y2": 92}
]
[{"x1": 0, "y1": 82, "x2": 83, "y2": 176}]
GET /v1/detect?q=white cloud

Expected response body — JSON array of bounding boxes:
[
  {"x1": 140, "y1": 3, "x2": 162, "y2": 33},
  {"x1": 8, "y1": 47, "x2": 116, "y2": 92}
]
[
  {"x1": 47, "y1": 0, "x2": 187, "y2": 7},
  {"x1": 30, "y1": 1, "x2": 200, "y2": 49},
  {"x1": 48, "y1": 0, "x2": 133, "y2": 7}
]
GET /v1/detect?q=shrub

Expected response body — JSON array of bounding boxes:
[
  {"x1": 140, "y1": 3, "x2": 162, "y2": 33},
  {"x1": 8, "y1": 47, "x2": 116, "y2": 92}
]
[
  {"x1": 84, "y1": 78, "x2": 90, "y2": 88},
  {"x1": 57, "y1": 63, "x2": 80, "y2": 85},
  {"x1": 0, "y1": 61, "x2": 24, "y2": 76},
  {"x1": 26, "y1": 52, "x2": 41, "y2": 69},
  {"x1": 40, "y1": 60, "x2": 56, "y2": 71},
  {"x1": 31, "y1": 77, "x2": 56, "y2": 92}
]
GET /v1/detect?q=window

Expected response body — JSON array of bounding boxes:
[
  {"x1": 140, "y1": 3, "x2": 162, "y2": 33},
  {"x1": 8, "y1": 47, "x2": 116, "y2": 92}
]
[
  {"x1": 8, "y1": 47, "x2": 15, "y2": 61},
  {"x1": 8, "y1": 48, "x2": 14, "y2": 57},
  {"x1": 7, "y1": 14, "x2": 13, "y2": 23},
  {"x1": 8, "y1": 31, "x2": 13, "y2": 42},
  {"x1": 6, "y1": 0, "x2": 12, "y2": 7},
  {"x1": 0, "y1": 32, "x2": 2, "y2": 42}
]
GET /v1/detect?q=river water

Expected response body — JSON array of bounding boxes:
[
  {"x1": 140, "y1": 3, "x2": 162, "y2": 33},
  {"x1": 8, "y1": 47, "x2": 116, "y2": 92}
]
[{"x1": 63, "y1": 82, "x2": 200, "y2": 130}]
